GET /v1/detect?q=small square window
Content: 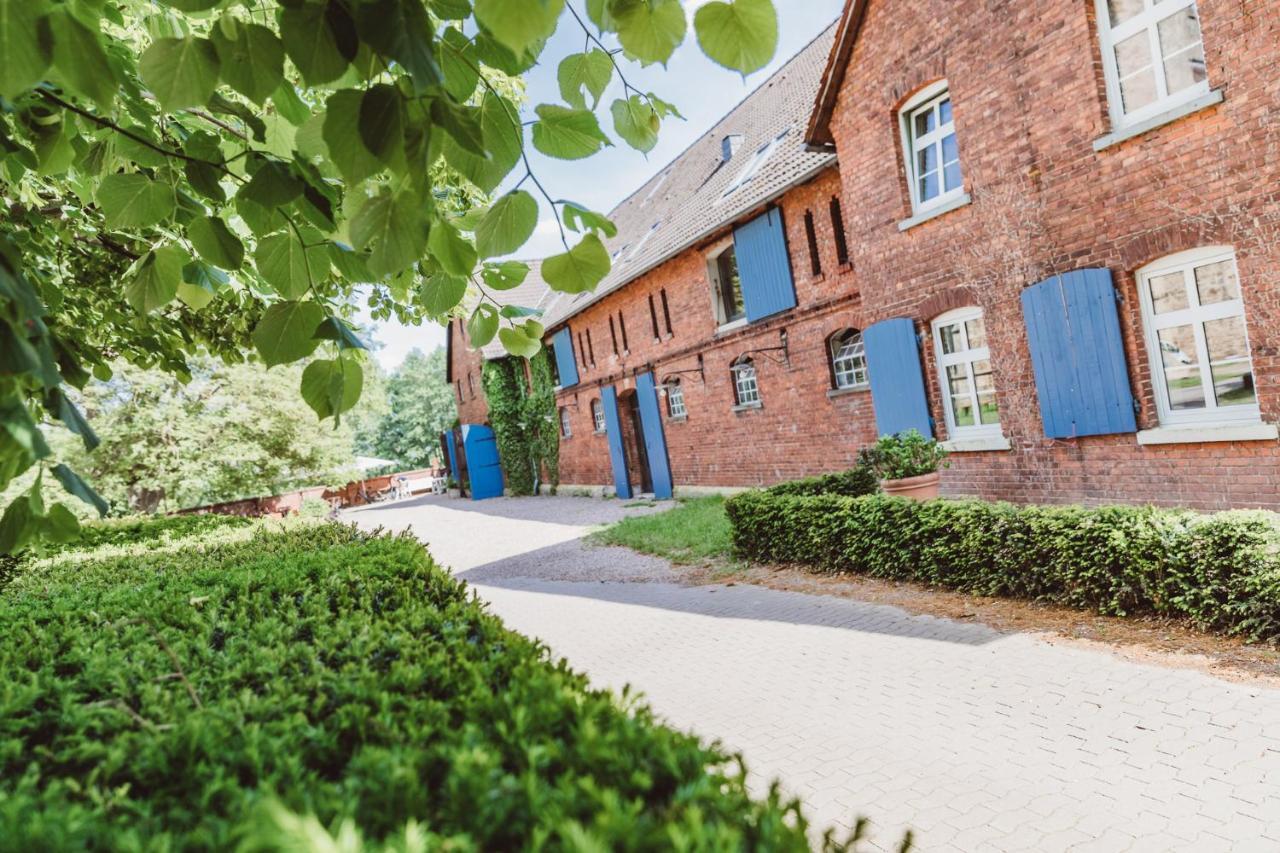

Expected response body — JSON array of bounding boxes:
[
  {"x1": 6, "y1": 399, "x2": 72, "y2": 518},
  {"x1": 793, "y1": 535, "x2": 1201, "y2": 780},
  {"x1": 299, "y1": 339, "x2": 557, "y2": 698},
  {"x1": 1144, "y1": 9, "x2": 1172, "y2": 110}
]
[
  {"x1": 732, "y1": 359, "x2": 760, "y2": 406},
  {"x1": 591, "y1": 399, "x2": 606, "y2": 433},
  {"x1": 666, "y1": 380, "x2": 687, "y2": 418}
]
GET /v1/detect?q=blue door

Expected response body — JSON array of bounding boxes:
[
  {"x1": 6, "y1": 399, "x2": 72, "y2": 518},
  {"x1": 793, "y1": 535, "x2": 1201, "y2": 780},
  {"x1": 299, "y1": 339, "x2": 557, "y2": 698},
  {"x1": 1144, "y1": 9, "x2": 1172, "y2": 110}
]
[
  {"x1": 443, "y1": 430, "x2": 459, "y2": 481},
  {"x1": 635, "y1": 372, "x2": 673, "y2": 499},
  {"x1": 601, "y1": 386, "x2": 632, "y2": 499},
  {"x1": 461, "y1": 424, "x2": 504, "y2": 500}
]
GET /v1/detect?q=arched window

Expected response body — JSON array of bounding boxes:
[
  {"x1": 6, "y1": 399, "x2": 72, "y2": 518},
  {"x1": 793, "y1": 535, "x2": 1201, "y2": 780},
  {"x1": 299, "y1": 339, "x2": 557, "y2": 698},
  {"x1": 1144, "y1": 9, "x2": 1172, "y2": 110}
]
[
  {"x1": 829, "y1": 329, "x2": 869, "y2": 390},
  {"x1": 559, "y1": 407, "x2": 572, "y2": 439},
  {"x1": 665, "y1": 378, "x2": 687, "y2": 418},
  {"x1": 931, "y1": 306, "x2": 1001, "y2": 438},
  {"x1": 591, "y1": 398, "x2": 606, "y2": 433},
  {"x1": 1137, "y1": 246, "x2": 1258, "y2": 426},
  {"x1": 731, "y1": 356, "x2": 760, "y2": 407}
]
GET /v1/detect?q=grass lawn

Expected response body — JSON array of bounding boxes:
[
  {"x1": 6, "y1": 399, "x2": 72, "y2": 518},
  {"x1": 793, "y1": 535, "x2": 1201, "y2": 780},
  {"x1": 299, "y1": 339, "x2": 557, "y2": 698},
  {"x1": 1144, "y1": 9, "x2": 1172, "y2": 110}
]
[{"x1": 591, "y1": 496, "x2": 735, "y2": 565}]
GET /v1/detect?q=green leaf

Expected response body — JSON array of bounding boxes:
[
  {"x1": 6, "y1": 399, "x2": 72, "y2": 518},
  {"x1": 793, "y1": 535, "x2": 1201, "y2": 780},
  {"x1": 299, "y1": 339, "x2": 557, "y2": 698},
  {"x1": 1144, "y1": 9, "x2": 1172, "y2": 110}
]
[
  {"x1": 419, "y1": 272, "x2": 467, "y2": 315},
  {"x1": 178, "y1": 278, "x2": 217, "y2": 311},
  {"x1": 211, "y1": 18, "x2": 284, "y2": 104},
  {"x1": 52, "y1": 463, "x2": 108, "y2": 517},
  {"x1": 252, "y1": 300, "x2": 325, "y2": 366},
  {"x1": 324, "y1": 90, "x2": 382, "y2": 184},
  {"x1": 499, "y1": 325, "x2": 541, "y2": 358},
  {"x1": 431, "y1": 98, "x2": 485, "y2": 153},
  {"x1": 476, "y1": 190, "x2": 538, "y2": 259},
  {"x1": 350, "y1": 191, "x2": 428, "y2": 279},
  {"x1": 0, "y1": 395, "x2": 50, "y2": 459},
  {"x1": 139, "y1": 37, "x2": 221, "y2": 111},
  {"x1": 126, "y1": 245, "x2": 188, "y2": 313},
  {"x1": 313, "y1": 317, "x2": 368, "y2": 350},
  {"x1": 241, "y1": 160, "x2": 304, "y2": 207},
  {"x1": 255, "y1": 232, "x2": 319, "y2": 300},
  {"x1": 301, "y1": 355, "x2": 363, "y2": 420},
  {"x1": 98, "y1": 173, "x2": 175, "y2": 230},
  {"x1": 542, "y1": 233, "x2": 610, "y2": 294},
  {"x1": 440, "y1": 27, "x2": 480, "y2": 101},
  {"x1": 0, "y1": 0, "x2": 52, "y2": 100},
  {"x1": 280, "y1": 2, "x2": 350, "y2": 86},
  {"x1": 500, "y1": 303, "x2": 540, "y2": 319},
  {"x1": 45, "y1": 388, "x2": 98, "y2": 451},
  {"x1": 358, "y1": 84, "x2": 404, "y2": 161},
  {"x1": 43, "y1": 502, "x2": 80, "y2": 543},
  {"x1": 611, "y1": 95, "x2": 660, "y2": 153},
  {"x1": 562, "y1": 202, "x2": 618, "y2": 237},
  {"x1": 531, "y1": 104, "x2": 611, "y2": 160},
  {"x1": 557, "y1": 49, "x2": 612, "y2": 110},
  {"x1": 614, "y1": 0, "x2": 686, "y2": 67},
  {"x1": 355, "y1": 0, "x2": 441, "y2": 93},
  {"x1": 48, "y1": 10, "x2": 116, "y2": 109},
  {"x1": 159, "y1": 0, "x2": 222, "y2": 10},
  {"x1": 481, "y1": 260, "x2": 530, "y2": 291},
  {"x1": 427, "y1": 218, "x2": 477, "y2": 277},
  {"x1": 0, "y1": 496, "x2": 34, "y2": 553},
  {"x1": 467, "y1": 303, "x2": 499, "y2": 348},
  {"x1": 441, "y1": 90, "x2": 522, "y2": 193},
  {"x1": 694, "y1": 0, "x2": 778, "y2": 75},
  {"x1": 474, "y1": 0, "x2": 563, "y2": 56},
  {"x1": 187, "y1": 216, "x2": 245, "y2": 270}
]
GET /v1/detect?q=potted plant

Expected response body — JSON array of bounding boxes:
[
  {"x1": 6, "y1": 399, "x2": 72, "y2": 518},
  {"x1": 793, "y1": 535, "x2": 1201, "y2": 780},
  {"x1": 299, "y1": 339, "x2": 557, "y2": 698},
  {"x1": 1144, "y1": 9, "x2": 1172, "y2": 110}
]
[
  {"x1": 858, "y1": 429, "x2": 949, "y2": 500},
  {"x1": 445, "y1": 477, "x2": 461, "y2": 498}
]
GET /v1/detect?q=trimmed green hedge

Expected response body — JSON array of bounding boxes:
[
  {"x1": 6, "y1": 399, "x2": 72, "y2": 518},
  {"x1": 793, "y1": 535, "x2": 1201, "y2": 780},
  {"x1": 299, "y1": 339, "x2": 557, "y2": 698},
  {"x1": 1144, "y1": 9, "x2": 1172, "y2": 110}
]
[
  {"x1": 764, "y1": 465, "x2": 879, "y2": 498},
  {"x1": 1, "y1": 518, "x2": 836, "y2": 850},
  {"x1": 725, "y1": 492, "x2": 1280, "y2": 642}
]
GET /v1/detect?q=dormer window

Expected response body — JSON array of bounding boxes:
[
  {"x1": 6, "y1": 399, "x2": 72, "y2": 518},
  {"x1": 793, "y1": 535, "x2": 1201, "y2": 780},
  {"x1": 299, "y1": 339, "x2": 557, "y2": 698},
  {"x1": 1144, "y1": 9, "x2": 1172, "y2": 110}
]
[{"x1": 721, "y1": 134, "x2": 743, "y2": 161}]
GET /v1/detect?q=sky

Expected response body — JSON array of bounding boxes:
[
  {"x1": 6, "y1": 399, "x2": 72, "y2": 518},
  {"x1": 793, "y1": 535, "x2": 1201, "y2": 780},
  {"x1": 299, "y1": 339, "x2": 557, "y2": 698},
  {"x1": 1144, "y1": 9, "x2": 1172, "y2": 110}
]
[{"x1": 364, "y1": 0, "x2": 846, "y2": 370}]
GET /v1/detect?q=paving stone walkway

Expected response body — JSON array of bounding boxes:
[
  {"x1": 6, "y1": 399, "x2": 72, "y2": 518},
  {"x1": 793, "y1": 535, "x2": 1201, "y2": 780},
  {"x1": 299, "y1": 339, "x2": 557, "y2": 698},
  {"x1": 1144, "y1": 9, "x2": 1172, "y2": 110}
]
[{"x1": 348, "y1": 495, "x2": 1280, "y2": 852}]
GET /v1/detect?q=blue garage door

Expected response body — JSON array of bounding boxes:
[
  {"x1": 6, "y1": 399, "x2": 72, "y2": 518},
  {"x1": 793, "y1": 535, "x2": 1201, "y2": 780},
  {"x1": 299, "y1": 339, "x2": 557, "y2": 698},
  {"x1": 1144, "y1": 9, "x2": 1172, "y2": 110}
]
[{"x1": 461, "y1": 424, "x2": 503, "y2": 500}]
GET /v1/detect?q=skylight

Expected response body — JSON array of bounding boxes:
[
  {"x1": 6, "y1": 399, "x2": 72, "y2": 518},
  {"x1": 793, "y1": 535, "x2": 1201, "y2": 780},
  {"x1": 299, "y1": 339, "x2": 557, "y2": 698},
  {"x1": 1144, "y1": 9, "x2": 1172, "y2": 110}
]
[
  {"x1": 625, "y1": 222, "x2": 660, "y2": 262},
  {"x1": 720, "y1": 127, "x2": 791, "y2": 199}
]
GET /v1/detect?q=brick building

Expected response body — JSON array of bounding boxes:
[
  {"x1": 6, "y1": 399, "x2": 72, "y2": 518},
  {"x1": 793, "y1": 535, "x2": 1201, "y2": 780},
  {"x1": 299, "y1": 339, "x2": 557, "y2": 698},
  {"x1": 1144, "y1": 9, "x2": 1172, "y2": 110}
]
[{"x1": 448, "y1": 0, "x2": 1280, "y2": 510}]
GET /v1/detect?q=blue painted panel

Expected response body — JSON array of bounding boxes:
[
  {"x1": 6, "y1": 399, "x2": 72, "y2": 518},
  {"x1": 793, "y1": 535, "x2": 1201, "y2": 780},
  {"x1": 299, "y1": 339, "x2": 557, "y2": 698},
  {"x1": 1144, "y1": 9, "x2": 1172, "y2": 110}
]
[
  {"x1": 601, "y1": 386, "x2": 632, "y2": 499},
  {"x1": 444, "y1": 430, "x2": 459, "y2": 480},
  {"x1": 461, "y1": 423, "x2": 504, "y2": 500},
  {"x1": 1021, "y1": 268, "x2": 1136, "y2": 438},
  {"x1": 635, "y1": 372, "x2": 673, "y2": 499},
  {"x1": 863, "y1": 318, "x2": 933, "y2": 438},
  {"x1": 551, "y1": 327, "x2": 578, "y2": 387},
  {"x1": 734, "y1": 208, "x2": 797, "y2": 323}
]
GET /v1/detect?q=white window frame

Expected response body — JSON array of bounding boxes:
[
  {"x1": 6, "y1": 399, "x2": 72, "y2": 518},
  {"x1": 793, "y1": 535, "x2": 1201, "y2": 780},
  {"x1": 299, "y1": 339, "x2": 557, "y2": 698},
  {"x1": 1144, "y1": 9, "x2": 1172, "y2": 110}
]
[
  {"x1": 1094, "y1": 0, "x2": 1210, "y2": 129},
  {"x1": 707, "y1": 240, "x2": 746, "y2": 328},
  {"x1": 732, "y1": 359, "x2": 760, "y2": 407},
  {"x1": 1136, "y1": 246, "x2": 1259, "y2": 428},
  {"x1": 591, "y1": 399, "x2": 606, "y2": 433},
  {"x1": 830, "y1": 329, "x2": 869, "y2": 390},
  {"x1": 899, "y1": 81, "x2": 963, "y2": 215},
  {"x1": 666, "y1": 379, "x2": 687, "y2": 418},
  {"x1": 931, "y1": 307, "x2": 1003, "y2": 441},
  {"x1": 559, "y1": 407, "x2": 572, "y2": 439}
]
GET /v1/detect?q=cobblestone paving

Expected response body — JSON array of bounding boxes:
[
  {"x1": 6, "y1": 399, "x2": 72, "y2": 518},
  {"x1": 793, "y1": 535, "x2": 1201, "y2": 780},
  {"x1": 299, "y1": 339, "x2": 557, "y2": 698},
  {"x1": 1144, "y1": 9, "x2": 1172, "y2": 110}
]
[{"x1": 350, "y1": 496, "x2": 1280, "y2": 852}]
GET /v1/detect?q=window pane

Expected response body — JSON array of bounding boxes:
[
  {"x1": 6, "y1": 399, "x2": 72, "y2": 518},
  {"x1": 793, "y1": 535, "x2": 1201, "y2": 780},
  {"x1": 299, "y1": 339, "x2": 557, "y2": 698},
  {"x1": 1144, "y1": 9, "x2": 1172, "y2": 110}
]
[
  {"x1": 1163, "y1": 43, "x2": 1207, "y2": 95},
  {"x1": 1115, "y1": 31, "x2": 1157, "y2": 113},
  {"x1": 938, "y1": 98, "x2": 952, "y2": 125},
  {"x1": 1204, "y1": 315, "x2": 1249, "y2": 363},
  {"x1": 919, "y1": 171, "x2": 940, "y2": 202},
  {"x1": 1211, "y1": 360, "x2": 1256, "y2": 407},
  {"x1": 1158, "y1": 325, "x2": 1205, "y2": 410},
  {"x1": 950, "y1": 395, "x2": 976, "y2": 427},
  {"x1": 977, "y1": 393, "x2": 1000, "y2": 426},
  {"x1": 972, "y1": 359, "x2": 995, "y2": 393},
  {"x1": 1158, "y1": 7, "x2": 1206, "y2": 94},
  {"x1": 1148, "y1": 270, "x2": 1189, "y2": 313},
  {"x1": 965, "y1": 316, "x2": 987, "y2": 349},
  {"x1": 946, "y1": 364, "x2": 970, "y2": 397},
  {"x1": 1194, "y1": 259, "x2": 1240, "y2": 305},
  {"x1": 914, "y1": 109, "x2": 933, "y2": 137},
  {"x1": 941, "y1": 134, "x2": 959, "y2": 165},
  {"x1": 917, "y1": 144, "x2": 938, "y2": 174},
  {"x1": 943, "y1": 162, "x2": 963, "y2": 193},
  {"x1": 939, "y1": 323, "x2": 963, "y2": 354},
  {"x1": 1107, "y1": 0, "x2": 1144, "y2": 26}
]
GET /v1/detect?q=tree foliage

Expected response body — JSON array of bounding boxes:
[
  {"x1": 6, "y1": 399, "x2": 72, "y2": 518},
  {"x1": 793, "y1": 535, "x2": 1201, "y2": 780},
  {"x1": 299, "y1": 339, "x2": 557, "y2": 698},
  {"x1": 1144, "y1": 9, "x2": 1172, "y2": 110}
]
[
  {"x1": 0, "y1": 0, "x2": 779, "y2": 549},
  {"x1": 367, "y1": 347, "x2": 455, "y2": 468}
]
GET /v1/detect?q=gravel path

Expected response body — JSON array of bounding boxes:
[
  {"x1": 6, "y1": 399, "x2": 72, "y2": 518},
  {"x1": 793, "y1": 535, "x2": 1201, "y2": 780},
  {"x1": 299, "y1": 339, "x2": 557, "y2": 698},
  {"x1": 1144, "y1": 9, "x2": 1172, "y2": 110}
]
[{"x1": 349, "y1": 495, "x2": 1280, "y2": 852}]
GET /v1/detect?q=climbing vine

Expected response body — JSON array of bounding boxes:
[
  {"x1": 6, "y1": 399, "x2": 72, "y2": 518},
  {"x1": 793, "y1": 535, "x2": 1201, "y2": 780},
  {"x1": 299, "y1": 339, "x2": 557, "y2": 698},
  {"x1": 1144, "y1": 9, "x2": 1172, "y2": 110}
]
[{"x1": 481, "y1": 351, "x2": 561, "y2": 496}]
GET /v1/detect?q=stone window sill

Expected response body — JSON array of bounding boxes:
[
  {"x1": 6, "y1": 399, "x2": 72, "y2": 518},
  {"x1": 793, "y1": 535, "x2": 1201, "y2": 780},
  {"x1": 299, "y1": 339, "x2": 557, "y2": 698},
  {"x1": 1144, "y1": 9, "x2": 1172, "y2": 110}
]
[
  {"x1": 942, "y1": 434, "x2": 1012, "y2": 453},
  {"x1": 667, "y1": 414, "x2": 688, "y2": 423},
  {"x1": 1092, "y1": 89, "x2": 1223, "y2": 152},
  {"x1": 593, "y1": 429, "x2": 606, "y2": 436},
  {"x1": 732, "y1": 402, "x2": 762, "y2": 414},
  {"x1": 1136, "y1": 421, "x2": 1277, "y2": 446},
  {"x1": 716, "y1": 318, "x2": 749, "y2": 336},
  {"x1": 898, "y1": 193, "x2": 972, "y2": 232},
  {"x1": 826, "y1": 385, "x2": 869, "y2": 399}
]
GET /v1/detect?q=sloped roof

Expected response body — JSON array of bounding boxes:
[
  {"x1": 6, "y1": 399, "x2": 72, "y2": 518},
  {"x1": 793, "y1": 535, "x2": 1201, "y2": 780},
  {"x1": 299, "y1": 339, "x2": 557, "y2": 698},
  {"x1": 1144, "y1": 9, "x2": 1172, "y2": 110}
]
[
  {"x1": 806, "y1": 0, "x2": 864, "y2": 147},
  {"x1": 540, "y1": 21, "x2": 839, "y2": 330}
]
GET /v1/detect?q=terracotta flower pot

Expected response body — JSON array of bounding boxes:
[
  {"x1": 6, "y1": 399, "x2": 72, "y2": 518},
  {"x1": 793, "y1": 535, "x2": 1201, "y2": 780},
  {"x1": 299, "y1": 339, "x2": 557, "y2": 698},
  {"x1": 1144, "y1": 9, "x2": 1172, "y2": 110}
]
[{"x1": 881, "y1": 471, "x2": 941, "y2": 501}]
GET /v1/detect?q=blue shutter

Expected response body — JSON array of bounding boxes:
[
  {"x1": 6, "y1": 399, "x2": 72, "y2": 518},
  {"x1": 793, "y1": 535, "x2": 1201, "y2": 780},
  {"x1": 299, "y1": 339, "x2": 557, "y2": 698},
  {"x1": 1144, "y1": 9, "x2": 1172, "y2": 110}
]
[
  {"x1": 601, "y1": 386, "x2": 632, "y2": 499},
  {"x1": 863, "y1": 318, "x2": 933, "y2": 438},
  {"x1": 551, "y1": 327, "x2": 578, "y2": 387},
  {"x1": 1021, "y1": 268, "x2": 1137, "y2": 438},
  {"x1": 461, "y1": 423, "x2": 504, "y2": 500},
  {"x1": 734, "y1": 208, "x2": 797, "y2": 322},
  {"x1": 635, "y1": 372, "x2": 673, "y2": 499}
]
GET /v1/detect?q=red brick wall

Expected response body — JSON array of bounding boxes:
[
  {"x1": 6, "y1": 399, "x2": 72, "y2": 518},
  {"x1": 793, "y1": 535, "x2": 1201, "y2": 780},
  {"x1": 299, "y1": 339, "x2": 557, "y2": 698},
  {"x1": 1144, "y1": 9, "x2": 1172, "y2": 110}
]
[
  {"x1": 821, "y1": 0, "x2": 1280, "y2": 510},
  {"x1": 448, "y1": 319, "x2": 491, "y2": 425},
  {"x1": 556, "y1": 168, "x2": 881, "y2": 488}
]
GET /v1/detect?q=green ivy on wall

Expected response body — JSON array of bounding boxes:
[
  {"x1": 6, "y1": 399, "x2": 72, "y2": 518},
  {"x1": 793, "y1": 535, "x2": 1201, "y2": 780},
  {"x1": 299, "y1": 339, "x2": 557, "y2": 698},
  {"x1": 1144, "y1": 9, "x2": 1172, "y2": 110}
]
[{"x1": 481, "y1": 350, "x2": 560, "y2": 496}]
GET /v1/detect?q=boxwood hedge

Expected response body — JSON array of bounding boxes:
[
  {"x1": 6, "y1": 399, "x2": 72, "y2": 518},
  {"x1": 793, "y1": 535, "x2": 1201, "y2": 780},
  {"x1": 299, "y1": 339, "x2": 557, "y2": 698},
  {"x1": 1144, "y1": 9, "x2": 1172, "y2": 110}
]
[
  {"x1": 762, "y1": 465, "x2": 879, "y2": 499},
  {"x1": 1, "y1": 517, "x2": 846, "y2": 850},
  {"x1": 725, "y1": 491, "x2": 1280, "y2": 642}
]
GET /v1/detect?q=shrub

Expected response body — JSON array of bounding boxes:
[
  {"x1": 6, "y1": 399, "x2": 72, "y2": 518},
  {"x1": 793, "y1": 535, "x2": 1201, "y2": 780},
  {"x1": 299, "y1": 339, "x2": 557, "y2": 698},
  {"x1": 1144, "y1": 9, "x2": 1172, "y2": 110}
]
[
  {"x1": 299, "y1": 497, "x2": 331, "y2": 518},
  {"x1": 724, "y1": 491, "x2": 1280, "y2": 642},
  {"x1": 0, "y1": 518, "x2": 845, "y2": 850},
  {"x1": 856, "y1": 429, "x2": 948, "y2": 480},
  {"x1": 765, "y1": 465, "x2": 879, "y2": 498}
]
